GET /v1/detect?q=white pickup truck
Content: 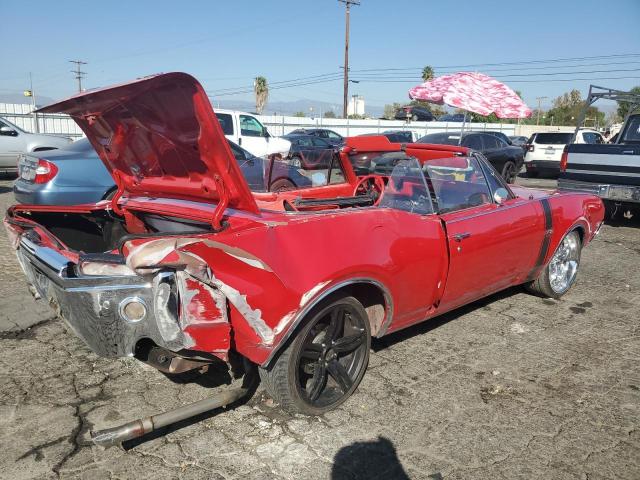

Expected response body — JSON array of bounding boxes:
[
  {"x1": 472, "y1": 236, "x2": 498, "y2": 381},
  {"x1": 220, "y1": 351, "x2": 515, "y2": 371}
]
[{"x1": 213, "y1": 109, "x2": 290, "y2": 158}]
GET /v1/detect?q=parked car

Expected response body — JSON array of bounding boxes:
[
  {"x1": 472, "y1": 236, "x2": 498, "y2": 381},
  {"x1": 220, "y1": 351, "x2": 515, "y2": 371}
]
[
  {"x1": 14, "y1": 138, "x2": 311, "y2": 205},
  {"x1": 509, "y1": 135, "x2": 529, "y2": 147},
  {"x1": 524, "y1": 130, "x2": 603, "y2": 177},
  {"x1": 484, "y1": 131, "x2": 513, "y2": 145},
  {"x1": 0, "y1": 117, "x2": 72, "y2": 174},
  {"x1": 213, "y1": 108, "x2": 291, "y2": 158},
  {"x1": 281, "y1": 134, "x2": 338, "y2": 170},
  {"x1": 7, "y1": 73, "x2": 604, "y2": 446},
  {"x1": 559, "y1": 113, "x2": 640, "y2": 219},
  {"x1": 437, "y1": 113, "x2": 466, "y2": 122},
  {"x1": 358, "y1": 130, "x2": 417, "y2": 143},
  {"x1": 417, "y1": 132, "x2": 525, "y2": 183},
  {"x1": 395, "y1": 105, "x2": 435, "y2": 122},
  {"x1": 287, "y1": 128, "x2": 344, "y2": 146}
]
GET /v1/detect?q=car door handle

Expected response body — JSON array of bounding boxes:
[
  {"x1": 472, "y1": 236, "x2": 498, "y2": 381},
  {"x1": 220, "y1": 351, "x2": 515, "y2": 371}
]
[{"x1": 452, "y1": 232, "x2": 471, "y2": 242}]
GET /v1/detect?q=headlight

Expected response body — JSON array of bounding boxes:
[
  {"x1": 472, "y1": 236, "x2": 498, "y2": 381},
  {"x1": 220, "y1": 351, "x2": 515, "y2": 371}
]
[{"x1": 118, "y1": 297, "x2": 147, "y2": 323}]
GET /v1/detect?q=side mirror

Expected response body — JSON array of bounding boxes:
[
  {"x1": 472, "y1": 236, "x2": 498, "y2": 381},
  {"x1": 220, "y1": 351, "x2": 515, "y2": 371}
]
[
  {"x1": 494, "y1": 187, "x2": 509, "y2": 205},
  {"x1": 0, "y1": 126, "x2": 17, "y2": 137}
]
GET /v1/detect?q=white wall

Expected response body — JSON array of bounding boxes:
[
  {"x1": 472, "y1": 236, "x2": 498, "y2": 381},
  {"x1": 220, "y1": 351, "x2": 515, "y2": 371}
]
[{"x1": 0, "y1": 103, "x2": 577, "y2": 140}]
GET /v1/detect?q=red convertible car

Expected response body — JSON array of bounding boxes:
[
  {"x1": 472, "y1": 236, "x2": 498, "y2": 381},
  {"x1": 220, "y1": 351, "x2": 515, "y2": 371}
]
[{"x1": 5, "y1": 73, "x2": 604, "y2": 444}]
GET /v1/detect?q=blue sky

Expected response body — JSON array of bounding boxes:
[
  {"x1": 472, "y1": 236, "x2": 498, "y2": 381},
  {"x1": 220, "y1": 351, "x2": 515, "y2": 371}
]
[{"x1": 1, "y1": 0, "x2": 639, "y2": 112}]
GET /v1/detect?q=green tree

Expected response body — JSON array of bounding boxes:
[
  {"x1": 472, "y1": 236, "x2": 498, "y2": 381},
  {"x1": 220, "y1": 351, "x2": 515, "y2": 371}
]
[
  {"x1": 544, "y1": 89, "x2": 605, "y2": 127},
  {"x1": 253, "y1": 76, "x2": 269, "y2": 114},
  {"x1": 293, "y1": 111, "x2": 306, "y2": 117},
  {"x1": 323, "y1": 111, "x2": 336, "y2": 118},
  {"x1": 617, "y1": 86, "x2": 640, "y2": 120},
  {"x1": 421, "y1": 65, "x2": 434, "y2": 82},
  {"x1": 383, "y1": 102, "x2": 403, "y2": 119}
]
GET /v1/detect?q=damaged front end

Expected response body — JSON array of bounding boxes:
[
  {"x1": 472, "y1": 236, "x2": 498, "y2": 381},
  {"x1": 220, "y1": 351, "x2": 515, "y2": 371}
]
[{"x1": 14, "y1": 230, "x2": 232, "y2": 363}]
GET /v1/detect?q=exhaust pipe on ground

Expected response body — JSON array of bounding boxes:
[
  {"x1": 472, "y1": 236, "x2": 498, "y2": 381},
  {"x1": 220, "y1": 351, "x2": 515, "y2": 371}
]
[{"x1": 91, "y1": 385, "x2": 250, "y2": 447}]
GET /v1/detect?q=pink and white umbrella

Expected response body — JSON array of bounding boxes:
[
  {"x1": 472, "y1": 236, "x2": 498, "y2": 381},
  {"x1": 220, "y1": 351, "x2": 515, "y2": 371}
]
[{"x1": 409, "y1": 72, "x2": 532, "y2": 119}]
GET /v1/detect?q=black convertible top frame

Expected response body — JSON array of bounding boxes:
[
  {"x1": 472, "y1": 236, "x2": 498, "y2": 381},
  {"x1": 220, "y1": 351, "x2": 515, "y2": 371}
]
[{"x1": 573, "y1": 85, "x2": 640, "y2": 143}]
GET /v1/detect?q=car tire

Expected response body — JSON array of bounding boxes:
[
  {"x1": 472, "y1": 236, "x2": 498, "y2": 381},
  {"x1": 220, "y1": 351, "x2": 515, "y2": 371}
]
[
  {"x1": 270, "y1": 178, "x2": 296, "y2": 192},
  {"x1": 526, "y1": 230, "x2": 582, "y2": 299},
  {"x1": 501, "y1": 161, "x2": 518, "y2": 184},
  {"x1": 411, "y1": 114, "x2": 419, "y2": 121},
  {"x1": 259, "y1": 295, "x2": 371, "y2": 415}
]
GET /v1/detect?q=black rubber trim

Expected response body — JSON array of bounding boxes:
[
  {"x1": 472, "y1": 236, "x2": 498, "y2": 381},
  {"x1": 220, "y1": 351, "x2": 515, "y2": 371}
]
[
  {"x1": 559, "y1": 172, "x2": 640, "y2": 186},
  {"x1": 527, "y1": 198, "x2": 553, "y2": 281},
  {"x1": 566, "y1": 163, "x2": 640, "y2": 174}
]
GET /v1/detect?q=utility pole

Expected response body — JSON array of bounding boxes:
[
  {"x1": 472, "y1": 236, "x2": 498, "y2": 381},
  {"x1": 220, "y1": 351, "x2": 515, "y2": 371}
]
[
  {"x1": 69, "y1": 60, "x2": 88, "y2": 92},
  {"x1": 339, "y1": 0, "x2": 359, "y2": 118},
  {"x1": 535, "y1": 96, "x2": 548, "y2": 125}
]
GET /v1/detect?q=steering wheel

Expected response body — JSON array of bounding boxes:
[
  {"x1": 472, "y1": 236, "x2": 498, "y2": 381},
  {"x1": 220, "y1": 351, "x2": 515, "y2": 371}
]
[{"x1": 353, "y1": 175, "x2": 385, "y2": 206}]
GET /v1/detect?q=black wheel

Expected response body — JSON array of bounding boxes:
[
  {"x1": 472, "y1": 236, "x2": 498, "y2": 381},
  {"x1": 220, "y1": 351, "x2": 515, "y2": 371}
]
[
  {"x1": 269, "y1": 178, "x2": 296, "y2": 192},
  {"x1": 259, "y1": 296, "x2": 371, "y2": 415},
  {"x1": 526, "y1": 230, "x2": 581, "y2": 299},
  {"x1": 501, "y1": 161, "x2": 517, "y2": 184}
]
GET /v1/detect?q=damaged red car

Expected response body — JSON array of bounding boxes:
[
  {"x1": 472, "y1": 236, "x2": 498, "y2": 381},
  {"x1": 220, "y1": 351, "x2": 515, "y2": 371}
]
[{"x1": 5, "y1": 73, "x2": 604, "y2": 445}]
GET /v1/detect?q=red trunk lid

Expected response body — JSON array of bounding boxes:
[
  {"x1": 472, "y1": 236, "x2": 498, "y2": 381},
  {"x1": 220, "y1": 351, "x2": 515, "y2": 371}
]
[{"x1": 36, "y1": 72, "x2": 259, "y2": 215}]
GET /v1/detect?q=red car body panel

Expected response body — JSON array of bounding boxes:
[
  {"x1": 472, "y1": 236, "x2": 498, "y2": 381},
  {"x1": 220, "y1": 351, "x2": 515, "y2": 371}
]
[{"x1": 7, "y1": 73, "x2": 605, "y2": 368}]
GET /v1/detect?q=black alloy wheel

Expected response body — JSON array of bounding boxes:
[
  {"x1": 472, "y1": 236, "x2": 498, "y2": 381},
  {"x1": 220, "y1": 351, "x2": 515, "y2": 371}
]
[
  {"x1": 502, "y1": 161, "x2": 518, "y2": 184},
  {"x1": 260, "y1": 296, "x2": 371, "y2": 414}
]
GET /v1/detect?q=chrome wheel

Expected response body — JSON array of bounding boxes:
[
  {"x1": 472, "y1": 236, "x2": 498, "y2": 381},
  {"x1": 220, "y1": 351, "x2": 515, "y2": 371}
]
[{"x1": 548, "y1": 231, "x2": 580, "y2": 294}]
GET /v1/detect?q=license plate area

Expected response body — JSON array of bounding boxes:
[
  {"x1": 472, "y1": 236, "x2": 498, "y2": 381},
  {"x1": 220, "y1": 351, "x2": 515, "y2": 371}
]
[{"x1": 607, "y1": 186, "x2": 639, "y2": 201}]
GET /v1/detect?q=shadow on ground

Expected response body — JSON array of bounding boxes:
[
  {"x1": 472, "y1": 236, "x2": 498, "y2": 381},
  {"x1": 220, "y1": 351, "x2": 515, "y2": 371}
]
[{"x1": 331, "y1": 436, "x2": 443, "y2": 479}]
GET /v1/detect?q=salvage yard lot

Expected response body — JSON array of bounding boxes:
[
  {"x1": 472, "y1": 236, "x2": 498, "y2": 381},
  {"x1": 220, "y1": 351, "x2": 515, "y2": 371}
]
[{"x1": 0, "y1": 176, "x2": 639, "y2": 480}]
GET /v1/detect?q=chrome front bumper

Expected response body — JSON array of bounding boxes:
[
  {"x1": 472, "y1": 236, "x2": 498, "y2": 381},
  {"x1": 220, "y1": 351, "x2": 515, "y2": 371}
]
[
  {"x1": 16, "y1": 237, "x2": 184, "y2": 358},
  {"x1": 558, "y1": 179, "x2": 640, "y2": 204}
]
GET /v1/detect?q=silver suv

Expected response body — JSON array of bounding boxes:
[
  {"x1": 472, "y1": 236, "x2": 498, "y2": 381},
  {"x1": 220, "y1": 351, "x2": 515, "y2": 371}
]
[{"x1": 0, "y1": 117, "x2": 72, "y2": 173}]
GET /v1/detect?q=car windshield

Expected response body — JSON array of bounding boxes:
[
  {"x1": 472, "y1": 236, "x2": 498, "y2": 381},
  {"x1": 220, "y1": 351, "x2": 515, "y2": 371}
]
[
  {"x1": 418, "y1": 133, "x2": 460, "y2": 145},
  {"x1": 233, "y1": 145, "x2": 346, "y2": 193},
  {"x1": 534, "y1": 133, "x2": 572, "y2": 144},
  {"x1": 379, "y1": 157, "x2": 434, "y2": 215},
  {"x1": 621, "y1": 115, "x2": 640, "y2": 143}
]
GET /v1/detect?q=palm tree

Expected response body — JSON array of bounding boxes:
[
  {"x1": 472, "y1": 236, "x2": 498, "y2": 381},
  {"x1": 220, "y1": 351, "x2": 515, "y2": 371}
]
[
  {"x1": 254, "y1": 76, "x2": 269, "y2": 114},
  {"x1": 421, "y1": 66, "x2": 434, "y2": 82}
]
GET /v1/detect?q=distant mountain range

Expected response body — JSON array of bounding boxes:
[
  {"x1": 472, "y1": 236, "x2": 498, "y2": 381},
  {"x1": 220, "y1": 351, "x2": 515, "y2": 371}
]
[
  {"x1": 213, "y1": 98, "x2": 385, "y2": 118},
  {"x1": 0, "y1": 92, "x2": 386, "y2": 118},
  {"x1": 0, "y1": 93, "x2": 56, "y2": 106}
]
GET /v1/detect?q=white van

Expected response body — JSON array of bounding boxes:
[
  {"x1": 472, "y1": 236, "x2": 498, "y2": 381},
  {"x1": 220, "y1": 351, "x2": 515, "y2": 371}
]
[{"x1": 214, "y1": 109, "x2": 291, "y2": 158}]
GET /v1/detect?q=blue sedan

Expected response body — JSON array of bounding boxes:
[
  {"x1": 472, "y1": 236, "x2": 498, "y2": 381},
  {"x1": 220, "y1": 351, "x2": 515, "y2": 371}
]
[{"x1": 14, "y1": 139, "x2": 312, "y2": 205}]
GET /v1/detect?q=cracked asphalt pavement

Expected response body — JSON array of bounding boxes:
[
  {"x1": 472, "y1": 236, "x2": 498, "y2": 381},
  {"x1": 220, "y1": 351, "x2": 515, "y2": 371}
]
[{"x1": 0, "y1": 176, "x2": 639, "y2": 479}]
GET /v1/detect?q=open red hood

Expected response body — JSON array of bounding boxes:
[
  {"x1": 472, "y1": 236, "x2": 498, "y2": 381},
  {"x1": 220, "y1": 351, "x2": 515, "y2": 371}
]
[{"x1": 37, "y1": 72, "x2": 259, "y2": 216}]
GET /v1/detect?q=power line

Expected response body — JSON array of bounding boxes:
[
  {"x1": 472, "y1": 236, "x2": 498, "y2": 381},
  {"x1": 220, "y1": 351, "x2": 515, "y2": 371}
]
[
  {"x1": 208, "y1": 76, "x2": 345, "y2": 97},
  {"x1": 351, "y1": 69, "x2": 640, "y2": 82},
  {"x1": 347, "y1": 53, "x2": 640, "y2": 73},
  {"x1": 69, "y1": 60, "x2": 87, "y2": 92}
]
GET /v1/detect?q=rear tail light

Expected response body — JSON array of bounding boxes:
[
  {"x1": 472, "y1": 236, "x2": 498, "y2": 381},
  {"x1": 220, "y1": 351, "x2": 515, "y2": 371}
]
[
  {"x1": 526, "y1": 144, "x2": 534, "y2": 152},
  {"x1": 33, "y1": 159, "x2": 58, "y2": 184},
  {"x1": 560, "y1": 146, "x2": 569, "y2": 172}
]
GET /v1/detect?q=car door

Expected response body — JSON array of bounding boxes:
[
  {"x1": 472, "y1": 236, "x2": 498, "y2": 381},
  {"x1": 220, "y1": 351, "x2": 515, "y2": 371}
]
[
  {"x1": 310, "y1": 137, "x2": 333, "y2": 168},
  {"x1": 0, "y1": 118, "x2": 24, "y2": 168},
  {"x1": 424, "y1": 155, "x2": 545, "y2": 311},
  {"x1": 478, "y1": 134, "x2": 508, "y2": 172},
  {"x1": 238, "y1": 114, "x2": 269, "y2": 157}
]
